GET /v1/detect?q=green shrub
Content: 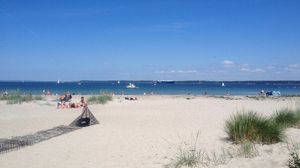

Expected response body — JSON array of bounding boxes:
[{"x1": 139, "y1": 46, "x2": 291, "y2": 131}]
[
  {"x1": 33, "y1": 95, "x2": 43, "y2": 100},
  {"x1": 166, "y1": 132, "x2": 235, "y2": 168},
  {"x1": 172, "y1": 148, "x2": 204, "y2": 168},
  {"x1": 87, "y1": 94, "x2": 112, "y2": 105},
  {"x1": 166, "y1": 132, "x2": 205, "y2": 168},
  {"x1": 237, "y1": 142, "x2": 259, "y2": 158},
  {"x1": 225, "y1": 111, "x2": 283, "y2": 144},
  {"x1": 1, "y1": 91, "x2": 43, "y2": 104},
  {"x1": 272, "y1": 109, "x2": 300, "y2": 128},
  {"x1": 6, "y1": 92, "x2": 23, "y2": 104}
]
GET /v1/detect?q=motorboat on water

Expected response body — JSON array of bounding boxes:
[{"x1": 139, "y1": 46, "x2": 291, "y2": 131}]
[
  {"x1": 126, "y1": 83, "x2": 138, "y2": 89},
  {"x1": 157, "y1": 80, "x2": 175, "y2": 84}
]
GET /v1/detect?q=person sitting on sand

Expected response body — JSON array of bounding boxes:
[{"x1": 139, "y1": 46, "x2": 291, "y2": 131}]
[
  {"x1": 57, "y1": 102, "x2": 68, "y2": 109},
  {"x1": 57, "y1": 96, "x2": 87, "y2": 109},
  {"x1": 77, "y1": 96, "x2": 87, "y2": 107},
  {"x1": 59, "y1": 93, "x2": 72, "y2": 102}
]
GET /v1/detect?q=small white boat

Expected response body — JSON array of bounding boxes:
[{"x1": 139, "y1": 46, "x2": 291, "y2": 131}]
[
  {"x1": 222, "y1": 82, "x2": 225, "y2": 87},
  {"x1": 117, "y1": 81, "x2": 120, "y2": 84},
  {"x1": 126, "y1": 83, "x2": 137, "y2": 89},
  {"x1": 57, "y1": 80, "x2": 60, "y2": 84}
]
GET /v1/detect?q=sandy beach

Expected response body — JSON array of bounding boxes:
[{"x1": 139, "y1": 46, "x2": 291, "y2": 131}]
[{"x1": 0, "y1": 95, "x2": 300, "y2": 168}]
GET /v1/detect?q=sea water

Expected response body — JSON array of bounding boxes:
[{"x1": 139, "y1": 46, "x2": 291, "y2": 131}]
[{"x1": 0, "y1": 81, "x2": 299, "y2": 96}]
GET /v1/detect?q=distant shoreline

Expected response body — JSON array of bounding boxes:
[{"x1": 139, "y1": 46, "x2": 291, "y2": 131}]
[{"x1": 1, "y1": 81, "x2": 300, "y2": 96}]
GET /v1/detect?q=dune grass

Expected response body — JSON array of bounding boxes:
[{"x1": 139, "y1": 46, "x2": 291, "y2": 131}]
[
  {"x1": 165, "y1": 132, "x2": 205, "y2": 168},
  {"x1": 287, "y1": 142, "x2": 300, "y2": 168},
  {"x1": 165, "y1": 133, "x2": 261, "y2": 168},
  {"x1": 87, "y1": 94, "x2": 113, "y2": 105},
  {"x1": 172, "y1": 148, "x2": 205, "y2": 168},
  {"x1": 166, "y1": 132, "x2": 235, "y2": 168},
  {"x1": 288, "y1": 152, "x2": 300, "y2": 168},
  {"x1": 272, "y1": 109, "x2": 300, "y2": 128},
  {"x1": 0, "y1": 92, "x2": 43, "y2": 104},
  {"x1": 237, "y1": 141, "x2": 259, "y2": 158},
  {"x1": 225, "y1": 111, "x2": 283, "y2": 144}
]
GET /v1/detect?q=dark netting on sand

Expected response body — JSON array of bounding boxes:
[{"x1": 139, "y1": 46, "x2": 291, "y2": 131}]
[
  {"x1": 69, "y1": 106, "x2": 99, "y2": 127},
  {"x1": 0, "y1": 107, "x2": 99, "y2": 154},
  {"x1": 0, "y1": 125, "x2": 80, "y2": 153}
]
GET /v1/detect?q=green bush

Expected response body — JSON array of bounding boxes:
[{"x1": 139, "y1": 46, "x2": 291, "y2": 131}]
[
  {"x1": 5, "y1": 92, "x2": 23, "y2": 104},
  {"x1": 1, "y1": 91, "x2": 43, "y2": 104},
  {"x1": 87, "y1": 94, "x2": 113, "y2": 105},
  {"x1": 237, "y1": 142, "x2": 259, "y2": 158},
  {"x1": 225, "y1": 111, "x2": 283, "y2": 144},
  {"x1": 33, "y1": 95, "x2": 43, "y2": 100},
  {"x1": 272, "y1": 109, "x2": 300, "y2": 128},
  {"x1": 172, "y1": 148, "x2": 204, "y2": 168},
  {"x1": 165, "y1": 132, "x2": 206, "y2": 168}
]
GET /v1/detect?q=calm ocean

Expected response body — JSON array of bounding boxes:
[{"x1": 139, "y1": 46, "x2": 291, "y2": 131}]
[{"x1": 0, "y1": 81, "x2": 300, "y2": 96}]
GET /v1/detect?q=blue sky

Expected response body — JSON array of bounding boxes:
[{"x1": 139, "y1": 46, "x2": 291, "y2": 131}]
[{"x1": 1, "y1": 0, "x2": 300, "y2": 81}]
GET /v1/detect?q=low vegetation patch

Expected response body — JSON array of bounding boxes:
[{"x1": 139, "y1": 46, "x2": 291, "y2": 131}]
[
  {"x1": 272, "y1": 109, "x2": 300, "y2": 128},
  {"x1": 288, "y1": 152, "x2": 300, "y2": 168},
  {"x1": 171, "y1": 147, "x2": 205, "y2": 168},
  {"x1": 237, "y1": 141, "x2": 259, "y2": 158},
  {"x1": 165, "y1": 133, "x2": 261, "y2": 168},
  {"x1": 287, "y1": 142, "x2": 300, "y2": 168},
  {"x1": 0, "y1": 92, "x2": 43, "y2": 104},
  {"x1": 225, "y1": 111, "x2": 283, "y2": 144},
  {"x1": 87, "y1": 94, "x2": 113, "y2": 105}
]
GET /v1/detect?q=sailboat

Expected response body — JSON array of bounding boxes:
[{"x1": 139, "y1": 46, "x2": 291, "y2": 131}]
[
  {"x1": 57, "y1": 80, "x2": 60, "y2": 84},
  {"x1": 222, "y1": 82, "x2": 225, "y2": 87}
]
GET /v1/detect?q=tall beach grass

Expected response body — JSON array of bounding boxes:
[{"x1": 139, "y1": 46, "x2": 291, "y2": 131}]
[
  {"x1": 0, "y1": 91, "x2": 43, "y2": 104},
  {"x1": 87, "y1": 94, "x2": 113, "y2": 105},
  {"x1": 272, "y1": 108, "x2": 300, "y2": 128},
  {"x1": 225, "y1": 111, "x2": 283, "y2": 144},
  {"x1": 225, "y1": 106, "x2": 300, "y2": 144}
]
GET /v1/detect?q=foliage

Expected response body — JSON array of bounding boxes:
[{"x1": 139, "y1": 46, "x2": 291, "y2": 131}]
[
  {"x1": 288, "y1": 152, "x2": 300, "y2": 168},
  {"x1": 165, "y1": 132, "x2": 233, "y2": 168},
  {"x1": 237, "y1": 141, "x2": 259, "y2": 158},
  {"x1": 87, "y1": 94, "x2": 113, "y2": 105},
  {"x1": 272, "y1": 109, "x2": 300, "y2": 128},
  {"x1": 0, "y1": 91, "x2": 43, "y2": 104},
  {"x1": 166, "y1": 132, "x2": 204, "y2": 168},
  {"x1": 225, "y1": 111, "x2": 283, "y2": 144}
]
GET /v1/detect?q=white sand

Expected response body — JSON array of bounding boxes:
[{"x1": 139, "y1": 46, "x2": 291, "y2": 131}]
[{"x1": 0, "y1": 95, "x2": 300, "y2": 168}]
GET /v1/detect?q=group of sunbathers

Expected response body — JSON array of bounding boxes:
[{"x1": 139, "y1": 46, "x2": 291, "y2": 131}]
[{"x1": 57, "y1": 93, "x2": 87, "y2": 109}]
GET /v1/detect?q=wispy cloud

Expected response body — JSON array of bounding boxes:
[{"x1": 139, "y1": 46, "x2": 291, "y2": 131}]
[
  {"x1": 240, "y1": 68, "x2": 250, "y2": 72},
  {"x1": 265, "y1": 65, "x2": 276, "y2": 69},
  {"x1": 222, "y1": 60, "x2": 234, "y2": 67},
  {"x1": 240, "y1": 68, "x2": 265, "y2": 73},
  {"x1": 285, "y1": 64, "x2": 300, "y2": 72},
  {"x1": 253, "y1": 68, "x2": 265, "y2": 73},
  {"x1": 288, "y1": 64, "x2": 300, "y2": 68}
]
